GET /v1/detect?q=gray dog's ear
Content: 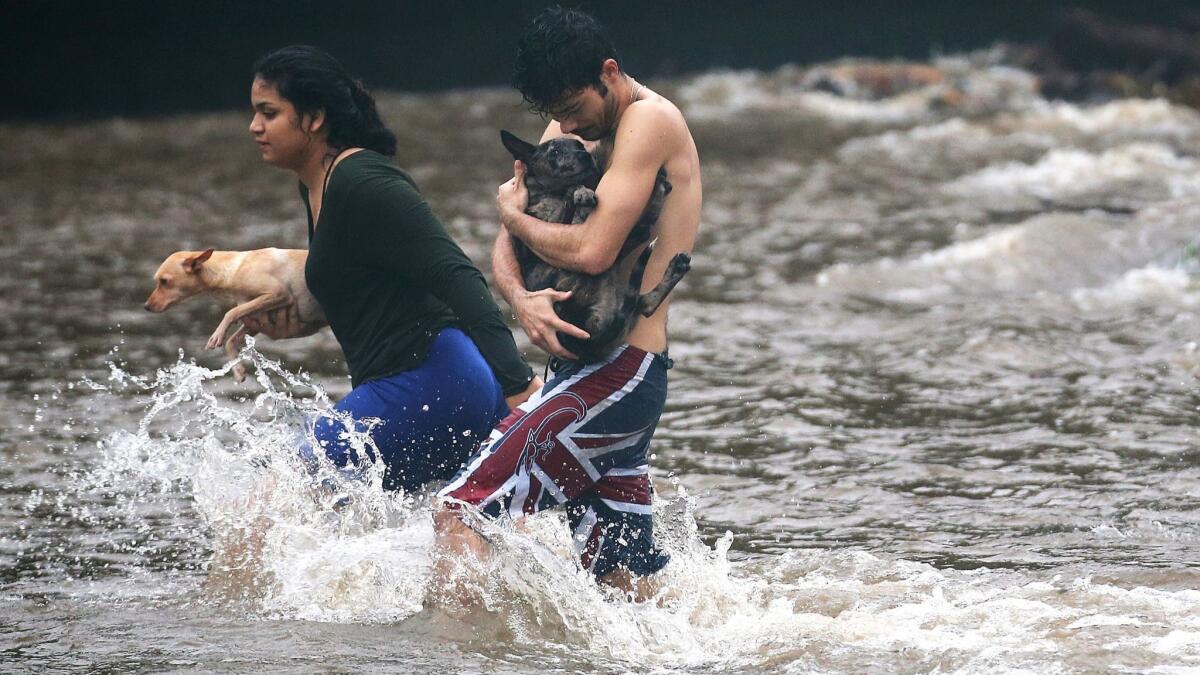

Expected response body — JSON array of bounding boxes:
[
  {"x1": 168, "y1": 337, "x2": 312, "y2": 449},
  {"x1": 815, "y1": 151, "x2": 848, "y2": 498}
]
[{"x1": 500, "y1": 130, "x2": 536, "y2": 162}]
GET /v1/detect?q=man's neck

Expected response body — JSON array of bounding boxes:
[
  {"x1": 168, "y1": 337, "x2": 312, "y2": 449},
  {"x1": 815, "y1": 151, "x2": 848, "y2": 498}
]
[
  {"x1": 594, "y1": 75, "x2": 642, "y2": 168},
  {"x1": 612, "y1": 74, "x2": 641, "y2": 119}
]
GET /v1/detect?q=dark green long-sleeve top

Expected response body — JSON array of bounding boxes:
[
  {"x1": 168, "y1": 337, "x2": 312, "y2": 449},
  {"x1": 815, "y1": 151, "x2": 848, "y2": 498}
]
[{"x1": 301, "y1": 150, "x2": 533, "y2": 395}]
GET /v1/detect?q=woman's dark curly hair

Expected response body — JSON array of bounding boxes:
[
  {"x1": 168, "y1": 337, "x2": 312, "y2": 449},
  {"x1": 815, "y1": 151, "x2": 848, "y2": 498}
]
[
  {"x1": 253, "y1": 45, "x2": 397, "y2": 157},
  {"x1": 512, "y1": 7, "x2": 620, "y2": 114}
]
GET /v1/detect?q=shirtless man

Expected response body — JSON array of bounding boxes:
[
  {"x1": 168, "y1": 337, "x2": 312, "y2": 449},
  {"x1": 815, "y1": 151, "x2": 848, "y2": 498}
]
[{"x1": 434, "y1": 7, "x2": 701, "y2": 595}]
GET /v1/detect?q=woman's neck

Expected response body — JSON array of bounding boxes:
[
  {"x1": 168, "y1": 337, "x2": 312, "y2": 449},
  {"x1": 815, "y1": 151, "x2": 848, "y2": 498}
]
[{"x1": 295, "y1": 143, "x2": 335, "y2": 192}]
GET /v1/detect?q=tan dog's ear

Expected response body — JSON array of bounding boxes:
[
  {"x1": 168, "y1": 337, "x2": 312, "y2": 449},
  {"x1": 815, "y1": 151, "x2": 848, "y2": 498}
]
[{"x1": 184, "y1": 248, "x2": 214, "y2": 274}]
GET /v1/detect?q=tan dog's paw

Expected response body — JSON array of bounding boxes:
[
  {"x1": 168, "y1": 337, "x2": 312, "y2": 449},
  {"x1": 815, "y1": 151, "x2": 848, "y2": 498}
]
[
  {"x1": 233, "y1": 362, "x2": 248, "y2": 382},
  {"x1": 205, "y1": 329, "x2": 226, "y2": 350}
]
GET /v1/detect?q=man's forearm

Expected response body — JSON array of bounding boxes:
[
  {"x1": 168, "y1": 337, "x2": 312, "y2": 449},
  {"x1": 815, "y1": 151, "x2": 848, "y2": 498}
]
[
  {"x1": 491, "y1": 227, "x2": 528, "y2": 309},
  {"x1": 503, "y1": 208, "x2": 602, "y2": 273}
]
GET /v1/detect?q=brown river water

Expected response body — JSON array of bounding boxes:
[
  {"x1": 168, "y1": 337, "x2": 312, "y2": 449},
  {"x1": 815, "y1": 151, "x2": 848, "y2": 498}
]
[{"x1": 4, "y1": 53, "x2": 1200, "y2": 672}]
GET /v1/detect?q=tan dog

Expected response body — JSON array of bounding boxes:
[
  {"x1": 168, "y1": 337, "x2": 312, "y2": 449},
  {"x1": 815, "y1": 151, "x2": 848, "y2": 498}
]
[{"x1": 144, "y1": 248, "x2": 325, "y2": 380}]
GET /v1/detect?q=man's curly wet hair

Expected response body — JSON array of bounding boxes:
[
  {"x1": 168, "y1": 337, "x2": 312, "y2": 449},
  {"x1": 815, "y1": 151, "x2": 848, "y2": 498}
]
[{"x1": 513, "y1": 7, "x2": 620, "y2": 115}]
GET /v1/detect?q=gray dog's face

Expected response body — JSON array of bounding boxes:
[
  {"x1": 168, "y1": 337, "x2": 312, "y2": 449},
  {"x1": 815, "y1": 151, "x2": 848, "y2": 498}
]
[{"x1": 501, "y1": 130, "x2": 600, "y2": 190}]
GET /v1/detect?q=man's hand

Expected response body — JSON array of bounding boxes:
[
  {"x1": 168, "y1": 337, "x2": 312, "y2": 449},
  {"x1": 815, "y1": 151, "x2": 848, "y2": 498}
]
[
  {"x1": 496, "y1": 160, "x2": 530, "y2": 226},
  {"x1": 505, "y1": 376, "x2": 543, "y2": 410},
  {"x1": 512, "y1": 288, "x2": 589, "y2": 360},
  {"x1": 239, "y1": 303, "x2": 315, "y2": 340}
]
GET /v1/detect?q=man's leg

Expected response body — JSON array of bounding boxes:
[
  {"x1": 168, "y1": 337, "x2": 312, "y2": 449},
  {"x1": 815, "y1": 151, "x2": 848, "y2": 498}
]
[
  {"x1": 434, "y1": 345, "x2": 671, "y2": 584},
  {"x1": 430, "y1": 506, "x2": 493, "y2": 605},
  {"x1": 431, "y1": 359, "x2": 598, "y2": 565},
  {"x1": 599, "y1": 567, "x2": 661, "y2": 600},
  {"x1": 566, "y1": 468, "x2": 670, "y2": 598}
]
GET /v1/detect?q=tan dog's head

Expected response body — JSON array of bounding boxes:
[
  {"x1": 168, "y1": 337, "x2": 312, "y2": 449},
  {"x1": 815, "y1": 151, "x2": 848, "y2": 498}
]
[{"x1": 144, "y1": 249, "x2": 214, "y2": 312}]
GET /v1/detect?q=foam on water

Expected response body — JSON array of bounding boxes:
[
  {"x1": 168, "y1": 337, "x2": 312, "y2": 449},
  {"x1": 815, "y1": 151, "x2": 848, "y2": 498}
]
[
  {"x1": 1016, "y1": 98, "x2": 1200, "y2": 139},
  {"x1": 1071, "y1": 266, "x2": 1200, "y2": 310},
  {"x1": 946, "y1": 143, "x2": 1200, "y2": 204},
  {"x1": 676, "y1": 53, "x2": 1040, "y2": 126},
  {"x1": 816, "y1": 201, "x2": 1200, "y2": 304},
  {"x1": 826, "y1": 98, "x2": 1200, "y2": 198},
  {"x1": 837, "y1": 118, "x2": 1056, "y2": 179}
]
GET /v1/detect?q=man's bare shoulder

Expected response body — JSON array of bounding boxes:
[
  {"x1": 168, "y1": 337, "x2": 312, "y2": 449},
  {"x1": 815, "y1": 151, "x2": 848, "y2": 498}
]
[
  {"x1": 613, "y1": 97, "x2": 692, "y2": 162},
  {"x1": 624, "y1": 95, "x2": 689, "y2": 136}
]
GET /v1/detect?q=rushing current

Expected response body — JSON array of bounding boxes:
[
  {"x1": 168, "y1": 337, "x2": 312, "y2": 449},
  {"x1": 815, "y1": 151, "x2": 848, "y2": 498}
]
[{"x1": 4, "y1": 51, "x2": 1200, "y2": 672}]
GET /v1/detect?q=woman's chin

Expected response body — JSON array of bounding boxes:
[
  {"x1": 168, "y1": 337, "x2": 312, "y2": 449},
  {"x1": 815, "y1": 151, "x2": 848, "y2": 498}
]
[{"x1": 259, "y1": 151, "x2": 285, "y2": 168}]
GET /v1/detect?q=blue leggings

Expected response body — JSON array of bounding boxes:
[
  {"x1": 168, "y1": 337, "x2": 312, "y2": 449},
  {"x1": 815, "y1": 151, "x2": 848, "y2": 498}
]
[{"x1": 305, "y1": 327, "x2": 509, "y2": 492}]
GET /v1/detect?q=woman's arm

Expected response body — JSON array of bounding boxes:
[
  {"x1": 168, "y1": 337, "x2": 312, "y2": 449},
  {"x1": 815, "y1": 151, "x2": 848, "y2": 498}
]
[{"x1": 239, "y1": 304, "x2": 322, "y2": 339}]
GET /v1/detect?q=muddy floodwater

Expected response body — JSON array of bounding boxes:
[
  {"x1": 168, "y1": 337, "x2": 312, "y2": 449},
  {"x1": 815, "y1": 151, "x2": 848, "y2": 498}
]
[{"x1": 4, "y1": 54, "x2": 1200, "y2": 672}]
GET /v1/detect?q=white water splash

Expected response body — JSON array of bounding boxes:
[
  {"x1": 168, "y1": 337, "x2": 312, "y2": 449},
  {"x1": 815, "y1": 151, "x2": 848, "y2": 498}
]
[
  {"x1": 74, "y1": 343, "x2": 423, "y2": 618},
  {"x1": 62, "y1": 344, "x2": 1200, "y2": 671}
]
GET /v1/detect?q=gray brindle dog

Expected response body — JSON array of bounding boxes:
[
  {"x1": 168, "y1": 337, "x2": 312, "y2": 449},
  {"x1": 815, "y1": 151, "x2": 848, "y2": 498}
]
[{"x1": 501, "y1": 130, "x2": 691, "y2": 363}]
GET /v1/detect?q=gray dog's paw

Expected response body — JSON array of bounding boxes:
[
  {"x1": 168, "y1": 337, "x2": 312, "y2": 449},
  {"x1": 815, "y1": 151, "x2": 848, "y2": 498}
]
[
  {"x1": 669, "y1": 252, "x2": 692, "y2": 274},
  {"x1": 572, "y1": 186, "x2": 597, "y2": 207}
]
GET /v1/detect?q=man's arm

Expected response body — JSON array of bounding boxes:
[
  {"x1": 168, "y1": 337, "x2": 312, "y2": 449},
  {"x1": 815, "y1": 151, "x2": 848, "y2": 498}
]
[
  {"x1": 491, "y1": 225, "x2": 589, "y2": 361},
  {"x1": 490, "y1": 226, "x2": 528, "y2": 309},
  {"x1": 497, "y1": 105, "x2": 673, "y2": 275}
]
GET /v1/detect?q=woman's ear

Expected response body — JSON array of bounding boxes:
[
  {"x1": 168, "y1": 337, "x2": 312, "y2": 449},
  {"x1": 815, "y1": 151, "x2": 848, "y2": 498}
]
[{"x1": 305, "y1": 109, "x2": 326, "y2": 135}]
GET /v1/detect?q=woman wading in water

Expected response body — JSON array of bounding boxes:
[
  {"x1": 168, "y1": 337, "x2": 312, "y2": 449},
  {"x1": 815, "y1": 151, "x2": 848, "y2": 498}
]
[{"x1": 245, "y1": 45, "x2": 541, "y2": 491}]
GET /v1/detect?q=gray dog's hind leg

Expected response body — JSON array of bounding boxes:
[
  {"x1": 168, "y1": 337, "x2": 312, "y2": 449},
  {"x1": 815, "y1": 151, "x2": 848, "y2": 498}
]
[{"x1": 637, "y1": 252, "x2": 692, "y2": 317}]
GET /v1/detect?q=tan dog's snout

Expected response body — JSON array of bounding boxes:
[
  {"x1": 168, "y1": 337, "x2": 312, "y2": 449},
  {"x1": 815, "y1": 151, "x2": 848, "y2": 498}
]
[
  {"x1": 143, "y1": 273, "x2": 185, "y2": 313},
  {"x1": 144, "y1": 283, "x2": 167, "y2": 312},
  {"x1": 144, "y1": 281, "x2": 173, "y2": 312}
]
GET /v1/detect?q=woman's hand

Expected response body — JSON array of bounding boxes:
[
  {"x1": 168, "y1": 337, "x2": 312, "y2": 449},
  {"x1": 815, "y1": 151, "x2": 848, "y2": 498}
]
[
  {"x1": 512, "y1": 288, "x2": 589, "y2": 361},
  {"x1": 505, "y1": 376, "x2": 544, "y2": 410},
  {"x1": 496, "y1": 160, "x2": 530, "y2": 225}
]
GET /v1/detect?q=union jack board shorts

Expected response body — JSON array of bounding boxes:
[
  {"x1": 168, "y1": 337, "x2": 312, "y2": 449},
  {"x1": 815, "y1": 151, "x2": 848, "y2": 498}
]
[{"x1": 438, "y1": 344, "x2": 671, "y2": 578}]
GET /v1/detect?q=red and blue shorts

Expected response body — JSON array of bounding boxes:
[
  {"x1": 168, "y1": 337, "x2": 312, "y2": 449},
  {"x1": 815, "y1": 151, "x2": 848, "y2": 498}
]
[{"x1": 438, "y1": 344, "x2": 671, "y2": 578}]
